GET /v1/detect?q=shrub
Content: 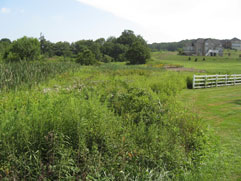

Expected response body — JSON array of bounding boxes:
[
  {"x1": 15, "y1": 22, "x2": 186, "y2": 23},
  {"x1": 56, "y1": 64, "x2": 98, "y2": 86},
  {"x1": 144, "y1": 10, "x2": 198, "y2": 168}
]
[
  {"x1": 0, "y1": 65, "x2": 210, "y2": 180},
  {"x1": 4, "y1": 36, "x2": 40, "y2": 62},
  {"x1": 102, "y1": 54, "x2": 113, "y2": 63},
  {"x1": 125, "y1": 40, "x2": 150, "y2": 65},
  {"x1": 186, "y1": 76, "x2": 193, "y2": 89},
  {"x1": 76, "y1": 49, "x2": 98, "y2": 65}
]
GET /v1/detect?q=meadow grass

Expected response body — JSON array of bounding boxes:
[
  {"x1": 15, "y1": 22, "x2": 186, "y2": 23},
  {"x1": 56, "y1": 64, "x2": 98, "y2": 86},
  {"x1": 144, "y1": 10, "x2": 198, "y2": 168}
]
[
  {"x1": 0, "y1": 60, "x2": 80, "y2": 91},
  {"x1": 178, "y1": 86, "x2": 241, "y2": 180},
  {"x1": 0, "y1": 64, "x2": 210, "y2": 180},
  {"x1": 1, "y1": 51, "x2": 240, "y2": 180}
]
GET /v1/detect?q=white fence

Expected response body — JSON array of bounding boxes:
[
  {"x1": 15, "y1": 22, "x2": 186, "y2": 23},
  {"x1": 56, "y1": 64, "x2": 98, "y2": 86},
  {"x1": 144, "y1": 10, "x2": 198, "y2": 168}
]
[{"x1": 193, "y1": 74, "x2": 241, "y2": 89}]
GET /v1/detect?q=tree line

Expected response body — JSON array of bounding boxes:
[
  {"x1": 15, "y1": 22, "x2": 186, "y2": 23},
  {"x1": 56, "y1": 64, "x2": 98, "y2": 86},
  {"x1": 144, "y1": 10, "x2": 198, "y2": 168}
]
[
  {"x1": 0, "y1": 30, "x2": 150, "y2": 65},
  {"x1": 148, "y1": 40, "x2": 193, "y2": 52}
]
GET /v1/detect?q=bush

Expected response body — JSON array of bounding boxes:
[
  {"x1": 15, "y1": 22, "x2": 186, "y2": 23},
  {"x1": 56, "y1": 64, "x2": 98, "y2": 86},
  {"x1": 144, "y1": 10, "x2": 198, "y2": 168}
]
[
  {"x1": 4, "y1": 36, "x2": 40, "y2": 62},
  {"x1": 186, "y1": 76, "x2": 193, "y2": 89},
  {"x1": 0, "y1": 66, "x2": 210, "y2": 180},
  {"x1": 125, "y1": 40, "x2": 150, "y2": 65},
  {"x1": 76, "y1": 49, "x2": 98, "y2": 65},
  {"x1": 102, "y1": 54, "x2": 113, "y2": 63}
]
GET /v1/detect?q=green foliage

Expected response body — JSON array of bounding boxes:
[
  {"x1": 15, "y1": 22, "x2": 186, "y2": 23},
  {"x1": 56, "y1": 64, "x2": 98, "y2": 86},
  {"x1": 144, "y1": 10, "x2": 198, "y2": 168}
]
[
  {"x1": 149, "y1": 39, "x2": 192, "y2": 52},
  {"x1": 39, "y1": 34, "x2": 55, "y2": 57},
  {"x1": 102, "y1": 54, "x2": 113, "y2": 63},
  {"x1": 54, "y1": 41, "x2": 72, "y2": 58},
  {"x1": 0, "y1": 38, "x2": 11, "y2": 59},
  {"x1": 186, "y1": 76, "x2": 193, "y2": 89},
  {"x1": 126, "y1": 40, "x2": 150, "y2": 64},
  {"x1": 76, "y1": 49, "x2": 98, "y2": 65},
  {"x1": 0, "y1": 61, "x2": 79, "y2": 91},
  {"x1": 178, "y1": 48, "x2": 184, "y2": 55},
  {"x1": 117, "y1": 30, "x2": 137, "y2": 47},
  {"x1": 0, "y1": 63, "x2": 210, "y2": 180},
  {"x1": 4, "y1": 36, "x2": 40, "y2": 62},
  {"x1": 72, "y1": 40, "x2": 102, "y2": 60},
  {"x1": 101, "y1": 41, "x2": 127, "y2": 62}
]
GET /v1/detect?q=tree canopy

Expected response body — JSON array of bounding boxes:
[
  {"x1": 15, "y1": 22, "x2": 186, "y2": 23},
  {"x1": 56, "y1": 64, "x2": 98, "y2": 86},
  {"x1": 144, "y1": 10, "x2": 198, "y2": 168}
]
[
  {"x1": 0, "y1": 30, "x2": 150, "y2": 65},
  {"x1": 4, "y1": 36, "x2": 40, "y2": 62},
  {"x1": 125, "y1": 40, "x2": 150, "y2": 64}
]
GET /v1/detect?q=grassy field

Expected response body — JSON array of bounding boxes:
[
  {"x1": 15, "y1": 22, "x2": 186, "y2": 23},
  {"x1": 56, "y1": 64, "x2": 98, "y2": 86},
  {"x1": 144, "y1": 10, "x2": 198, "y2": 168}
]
[
  {"x1": 179, "y1": 86, "x2": 241, "y2": 180},
  {"x1": 0, "y1": 51, "x2": 241, "y2": 180},
  {"x1": 151, "y1": 50, "x2": 241, "y2": 180},
  {"x1": 151, "y1": 49, "x2": 241, "y2": 74}
]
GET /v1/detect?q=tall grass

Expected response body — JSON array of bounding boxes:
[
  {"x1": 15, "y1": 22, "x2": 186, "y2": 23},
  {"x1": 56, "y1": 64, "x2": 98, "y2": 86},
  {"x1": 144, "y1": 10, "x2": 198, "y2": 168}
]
[
  {"x1": 0, "y1": 61, "x2": 80, "y2": 91},
  {"x1": 0, "y1": 64, "x2": 211, "y2": 180}
]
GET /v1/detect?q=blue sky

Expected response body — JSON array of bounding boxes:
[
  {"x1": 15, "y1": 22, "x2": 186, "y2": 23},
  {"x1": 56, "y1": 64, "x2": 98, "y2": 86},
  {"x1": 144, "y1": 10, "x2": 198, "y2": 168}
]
[
  {"x1": 1, "y1": 0, "x2": 241, "y2": 43},
  {"x1": 0, "y1": 0, "x2": 141, "y2": 42}
]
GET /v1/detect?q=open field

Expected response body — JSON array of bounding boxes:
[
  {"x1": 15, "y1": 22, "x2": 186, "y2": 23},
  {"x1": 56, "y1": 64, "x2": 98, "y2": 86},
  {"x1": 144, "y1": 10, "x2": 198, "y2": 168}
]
[
  {"x1": 0, "y1": 50, "x2": 241, "y2": 180},
  {"x1": 152, "y1": 50, "x2": 241, "y2": 180},
  {"x1": 151, "y1": 50, "x2": 241, "y2": 74},
  {"x1": 179, "y1": 86, "x2": 241, "y2": 180}
]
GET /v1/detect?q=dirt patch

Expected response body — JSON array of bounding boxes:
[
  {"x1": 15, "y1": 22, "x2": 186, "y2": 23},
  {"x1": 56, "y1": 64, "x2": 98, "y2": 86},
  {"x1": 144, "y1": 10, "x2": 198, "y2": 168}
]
[{"x1": 164, "y1": 65, "x2": 205, "y2": 72}]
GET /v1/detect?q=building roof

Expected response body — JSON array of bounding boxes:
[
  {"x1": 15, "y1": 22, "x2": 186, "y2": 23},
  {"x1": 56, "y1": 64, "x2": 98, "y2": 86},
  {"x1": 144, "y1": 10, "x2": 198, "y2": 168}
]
[{"x1": 231, "y1": 37, "x2": 240, "y2": 41}]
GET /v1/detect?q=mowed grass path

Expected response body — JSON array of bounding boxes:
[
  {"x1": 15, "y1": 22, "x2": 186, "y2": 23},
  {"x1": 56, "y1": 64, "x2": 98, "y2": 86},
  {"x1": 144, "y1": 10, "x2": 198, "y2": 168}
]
[{"x1": 180, "y1": 86, "x2": 241, "y2": 180}]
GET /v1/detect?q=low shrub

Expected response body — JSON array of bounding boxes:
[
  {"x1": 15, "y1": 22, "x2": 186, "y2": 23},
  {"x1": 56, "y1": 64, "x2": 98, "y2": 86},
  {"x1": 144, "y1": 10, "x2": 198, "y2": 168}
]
[
  {"x1": 186, "y1": 76, "x2": 193, "y2": 89},
  {"x1": 0, "y1": 64, "x2": 211, "y2": 179}
]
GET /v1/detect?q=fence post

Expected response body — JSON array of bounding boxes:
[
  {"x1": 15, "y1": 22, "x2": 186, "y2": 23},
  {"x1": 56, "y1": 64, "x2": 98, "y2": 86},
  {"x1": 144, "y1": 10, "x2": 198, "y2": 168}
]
[
  {"x1": 225, "y1": 74, "x2": 227, "y2": 86},
  {"x1": 234, "y1": 74, "x2": 236, "y2": 85},
  {"x1": 205, "y1": 75, "x2": 207, "y2": 88},
  {"x1": 193, "y1": 75, "x2": 195, "y2": 89},
  {"x1": 216, "y1": 74, "x2": 218, "y2": 87}
]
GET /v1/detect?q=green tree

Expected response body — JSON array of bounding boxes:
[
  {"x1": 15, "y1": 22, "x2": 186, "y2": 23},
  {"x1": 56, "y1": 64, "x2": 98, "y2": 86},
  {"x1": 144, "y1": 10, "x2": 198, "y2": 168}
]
[
  {"x1": 39, "y1": 34, "x2": 55, "y2": 57},
  {"x1": 76, "y1": 49, "x2": 97, "y2": 65},
  {"x1": 95, "y1": 38, "x2": 105, "y2": 46},
  {"x1": 125, "y1": 40, "x2": 150, "y2": 64},
  {"x1": 0, "y1": 38, "x2": 11, "y2": 59},
  {"x1": 101, "y1": 42, "x2": 127, "y2": 62},
  {"x1": 72, "y1": 40, "x2": 102, "y2": 60},
  {"x1": 54, "y1": 41, "x2": 72, "y2": 58},
  {"x1": 117, "y1": 30, "x2": 136, "y2": 47},
  {"x1": 4, "y1": 36, "x2": 40, "y2": 62}
]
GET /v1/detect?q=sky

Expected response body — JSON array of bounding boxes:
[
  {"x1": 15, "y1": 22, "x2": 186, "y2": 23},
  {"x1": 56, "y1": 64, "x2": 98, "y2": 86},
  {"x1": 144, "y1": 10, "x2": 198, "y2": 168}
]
[{"x1": 0, "y1": 0, "x2": 240, "y2": 43}]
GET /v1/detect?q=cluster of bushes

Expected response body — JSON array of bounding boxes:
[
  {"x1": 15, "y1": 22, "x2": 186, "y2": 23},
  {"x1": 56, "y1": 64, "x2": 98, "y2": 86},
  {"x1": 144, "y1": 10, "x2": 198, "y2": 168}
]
[
  {"x1": 0, "y1": 30, "x2": 150, "y2": 65},
  {"x1": 0, "y1": 67, "x2": 210, "y2": 180}
]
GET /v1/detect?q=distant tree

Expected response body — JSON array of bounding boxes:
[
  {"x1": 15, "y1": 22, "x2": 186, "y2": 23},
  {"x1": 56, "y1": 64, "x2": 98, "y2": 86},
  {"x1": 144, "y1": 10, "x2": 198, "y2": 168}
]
[
  {"x1": 102, "y1": 42, "x2": 128, "y2": 61},
  {"x1": 72, "y1": 40, "x2": 102, "y2": 60},
  {"x1": 54, "y1": 41, "x2": 72, "y2": 58},
  {"x1": 39, "y1": 34, "x2": 55, "y2": 57},
  {"x1": 106, "y1": 36, "x2": 117, "y2": 43},
  {"x1": 0, "y1": 38, "x2": 11, "y2": 44},
  {"x1": 4, "y1": 36, "x2": 40, "y2": 62},
  {"x1": 117, "y1": 30, "x2": 136, "y2": 47},
  {"x1": 125, "y1": 40, "x2": 150, "y2": 64},
  {"x1": 95, "y1": 38, "x2": 105, "y2": 46},
  {"x1": 76, "y1": 49, "x2": 97, "y2": 65},
  {"x1": 0, "y1": 38, "x2": 11, "y2": 58},
  {"x1": 177, "y1": 48, "x2": 184, "y2": 55}
]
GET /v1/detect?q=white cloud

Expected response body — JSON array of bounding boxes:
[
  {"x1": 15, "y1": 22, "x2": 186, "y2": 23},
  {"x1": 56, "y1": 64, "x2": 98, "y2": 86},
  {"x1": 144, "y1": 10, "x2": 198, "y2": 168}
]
[
  {"x1": 76, "y1": 0, "x2": 241, "y2": 42},
  {"x1": 1, "y1": 7, "x2": 11, "y2": 14}
]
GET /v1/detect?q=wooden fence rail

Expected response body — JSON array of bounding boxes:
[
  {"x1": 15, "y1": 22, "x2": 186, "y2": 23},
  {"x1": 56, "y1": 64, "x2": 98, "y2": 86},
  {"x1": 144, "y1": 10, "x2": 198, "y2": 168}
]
[{"x1": 193, "y1": 74, "x2": 241, "y2": 89}]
